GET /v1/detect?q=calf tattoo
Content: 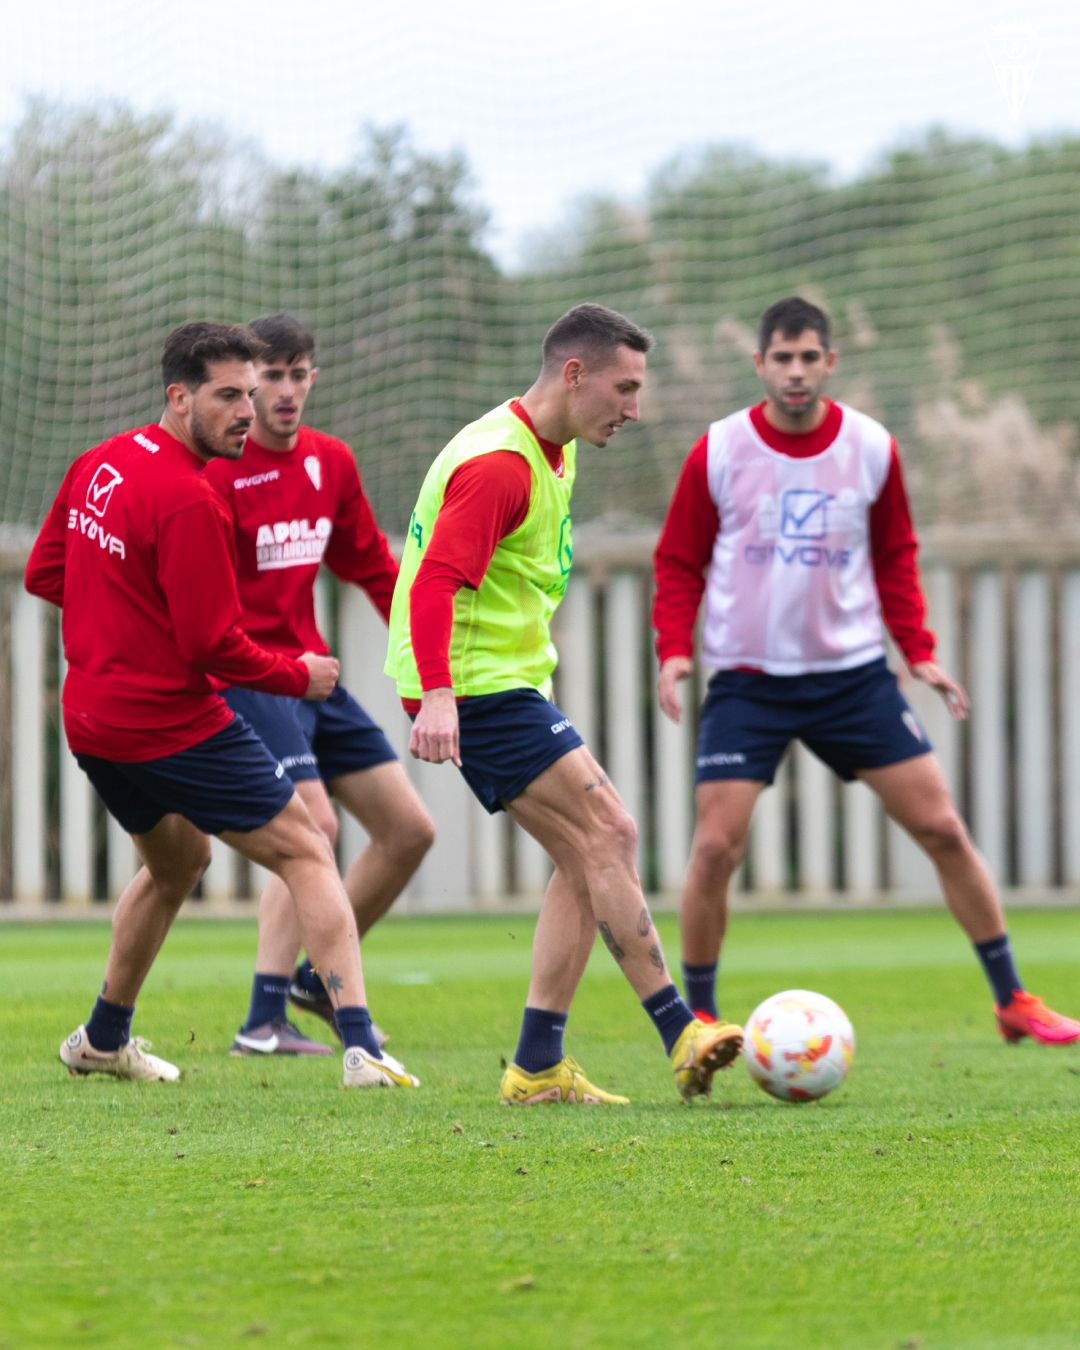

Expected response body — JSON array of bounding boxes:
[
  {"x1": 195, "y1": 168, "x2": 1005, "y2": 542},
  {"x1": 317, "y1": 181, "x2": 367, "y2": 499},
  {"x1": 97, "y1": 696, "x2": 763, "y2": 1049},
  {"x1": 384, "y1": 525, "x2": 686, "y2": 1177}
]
[
  {"x1": 584, "y1": 772, "x2": 610, "y2": 792},
  {"x1": 637, "y1": 907, "x2": 651, "y2": 937},
  {"x1": 324, "y1": 971, "x2": 344, "y2": 1005},
  {"x1": 648, "y1": 943, "x2": 664, "y2": 971},
  {"x1": 598, "y1": 920, "x2": 625, "y2": 962}
]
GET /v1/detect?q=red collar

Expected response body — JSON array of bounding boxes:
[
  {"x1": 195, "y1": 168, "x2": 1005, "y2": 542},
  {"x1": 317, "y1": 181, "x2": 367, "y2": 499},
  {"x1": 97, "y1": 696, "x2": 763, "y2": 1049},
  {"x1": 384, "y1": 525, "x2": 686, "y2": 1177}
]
[
  {"x1": 749, "y1": 399, "x2": 842, "y2": 458},
  {"x1": 510, "y1": 399, "x2": 565, "y2": 472}
]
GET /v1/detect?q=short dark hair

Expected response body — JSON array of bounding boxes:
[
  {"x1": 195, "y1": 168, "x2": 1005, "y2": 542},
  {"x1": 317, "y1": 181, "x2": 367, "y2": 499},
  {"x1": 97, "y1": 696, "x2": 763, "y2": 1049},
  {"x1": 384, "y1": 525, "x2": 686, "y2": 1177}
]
[
  {"x1": 161, "y1": 322, "x2": 265, "y2": 392},
  {"x1": 247, "y1": 313, "x2": 316, "y2": 365},
  {"x1": 542, "y1": 303, "x2": 654, "y2": 371},
  {"x1": 757, "y1": 297, "x2": 831, "y2": 354}
]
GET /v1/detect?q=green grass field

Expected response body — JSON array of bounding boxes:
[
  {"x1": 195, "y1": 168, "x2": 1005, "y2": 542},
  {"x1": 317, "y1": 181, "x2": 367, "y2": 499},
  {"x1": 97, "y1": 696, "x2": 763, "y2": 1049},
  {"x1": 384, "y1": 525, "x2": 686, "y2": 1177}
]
[{"x1": 1, "y1": 907, "x2": 1078, "y2": 1349}]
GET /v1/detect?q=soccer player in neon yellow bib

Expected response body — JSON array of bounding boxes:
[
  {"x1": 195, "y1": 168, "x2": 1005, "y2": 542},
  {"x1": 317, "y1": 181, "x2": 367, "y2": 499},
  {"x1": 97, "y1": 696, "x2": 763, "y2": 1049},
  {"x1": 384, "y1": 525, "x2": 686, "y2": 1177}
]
[{"x1": 387, "y1": 304, "x2": 743, "y2": 1103}]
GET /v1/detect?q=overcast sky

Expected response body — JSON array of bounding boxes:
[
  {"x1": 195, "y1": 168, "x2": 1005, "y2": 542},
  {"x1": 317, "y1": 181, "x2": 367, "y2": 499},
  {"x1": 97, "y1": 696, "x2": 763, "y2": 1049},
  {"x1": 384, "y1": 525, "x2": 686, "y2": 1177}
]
[{"x1": 2, "y1": 1, "x2": 1076, "y2": 266}]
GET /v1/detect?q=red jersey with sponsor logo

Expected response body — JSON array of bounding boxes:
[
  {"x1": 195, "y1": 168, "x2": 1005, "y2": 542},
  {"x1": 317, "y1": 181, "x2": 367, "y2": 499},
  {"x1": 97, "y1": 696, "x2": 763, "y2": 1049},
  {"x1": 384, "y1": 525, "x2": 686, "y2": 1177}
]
[
  {"x1": 24, "y1": 424, "x2": 310, "y2": 761},
  {"x1": 203, "y1": 426, "x2": 398, "y2": 656}
]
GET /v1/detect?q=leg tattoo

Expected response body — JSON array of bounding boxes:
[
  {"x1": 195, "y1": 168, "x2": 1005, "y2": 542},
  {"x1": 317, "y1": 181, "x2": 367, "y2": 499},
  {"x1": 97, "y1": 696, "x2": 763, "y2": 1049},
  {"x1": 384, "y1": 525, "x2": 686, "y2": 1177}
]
[
  {"x1": 584, "y1": 773, "x2": 610, "y2": 792},
  {"x1": 637, "y1": 907, "x2": 651, "y2": 937},
  {"x1": 324, "y1": 971, "x2": 344, "y2": 1006},
  {"x1": 598, "y1": 921, "x2": 625, "y2": 963}
]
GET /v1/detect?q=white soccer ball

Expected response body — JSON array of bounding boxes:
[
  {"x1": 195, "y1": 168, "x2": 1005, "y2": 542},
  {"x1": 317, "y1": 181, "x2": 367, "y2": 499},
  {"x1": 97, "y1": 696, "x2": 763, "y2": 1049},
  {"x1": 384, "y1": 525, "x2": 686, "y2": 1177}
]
[{"x1": 743, "y1": 989, "x2": 855, "y2": 1102}]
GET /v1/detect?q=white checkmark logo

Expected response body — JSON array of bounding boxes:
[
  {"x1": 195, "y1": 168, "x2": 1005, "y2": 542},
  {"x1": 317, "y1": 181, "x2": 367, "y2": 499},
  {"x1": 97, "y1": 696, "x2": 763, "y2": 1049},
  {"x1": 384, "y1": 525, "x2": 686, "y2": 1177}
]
[{"x1": 85, "y1": 463, "x2": 124, "y2": 519}]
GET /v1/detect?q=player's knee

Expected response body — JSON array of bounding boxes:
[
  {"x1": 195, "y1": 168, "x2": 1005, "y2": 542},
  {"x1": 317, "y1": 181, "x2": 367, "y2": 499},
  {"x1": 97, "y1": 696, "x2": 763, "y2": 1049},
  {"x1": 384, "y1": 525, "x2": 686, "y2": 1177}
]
[
  {"x1": 275, "y1": 814, "x2": 337, "y2": 870},
  {"x1": 190, "y1": 836, "x2": 213, "y2": 884},
  {"x1": 301, "y1": 823, "x2": 338, "y2": 867},
  {"x1": 592, "y1": 805, "x2": 638, "y2": 865},
  {"x1": 693, "y1": 828, "x2": 747, "y2": 878},
  {"x1": 309, "y1": 800, "x2": 339, "y2": 848},
  {"x1": 394, "y1": 809, "x2": 435, "y2": 864},
  {"x1": 912, "y1": 809, "x2": 970, "y2": 857},
  {"x1": 142, "y1": 837, "x2": 210, "y2": 909}
]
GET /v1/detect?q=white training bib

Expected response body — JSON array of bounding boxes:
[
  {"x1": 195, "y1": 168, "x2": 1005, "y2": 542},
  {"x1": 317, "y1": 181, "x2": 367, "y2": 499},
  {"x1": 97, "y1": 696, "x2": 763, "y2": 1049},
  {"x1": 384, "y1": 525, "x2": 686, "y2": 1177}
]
[{"x1": 701, "y1": 402, "x2": 893, "y2": 675}]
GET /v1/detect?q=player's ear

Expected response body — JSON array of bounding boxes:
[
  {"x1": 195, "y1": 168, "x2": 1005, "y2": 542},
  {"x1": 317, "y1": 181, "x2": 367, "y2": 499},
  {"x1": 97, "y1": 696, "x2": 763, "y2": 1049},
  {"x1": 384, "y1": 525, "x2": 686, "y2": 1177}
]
[
  {"x1": 563, "y1": 357, "x2": 585, "y2": 390},
  {"x1": 309, "y1": 366, "x2": 319, "y2": 386},
  {"x1": 164, "y1": 381, "x2": 190, "y2": 414}
]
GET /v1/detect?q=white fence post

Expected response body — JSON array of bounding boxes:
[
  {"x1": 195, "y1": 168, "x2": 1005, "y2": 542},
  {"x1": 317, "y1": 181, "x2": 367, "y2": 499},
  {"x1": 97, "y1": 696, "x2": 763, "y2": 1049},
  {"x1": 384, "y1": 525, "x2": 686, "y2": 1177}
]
[
  {"x1": 795, "y1": 744, "x2": 834, "y2": 895},
  {"x1": 842, "y1": 780, "x2": 881, "y2": 898},
  {"x1": 751, "y1": 754, "x2": 789, "y2": 895},
  {"x1": 11, "y1": 589, "x2": 46, "y2": 902},
  {"x1": 969, "y1": 569, "x2": 1009, "y2": 884},
  {"x1": 605, "y1": 572, "x2": 646, "y2": 849},
  {"x1": 57, "y1": 646, "x2": 93, "y2": 906},
  {"x1": 1015, "y1": 570, "x2": 1052, "y2": 887},
  {"x1": 653, "y1": 687, "x2": 693, "y2": 896},
  {"x1": 1062, "y1": 570, "x2": 1080, "y2": 886}
]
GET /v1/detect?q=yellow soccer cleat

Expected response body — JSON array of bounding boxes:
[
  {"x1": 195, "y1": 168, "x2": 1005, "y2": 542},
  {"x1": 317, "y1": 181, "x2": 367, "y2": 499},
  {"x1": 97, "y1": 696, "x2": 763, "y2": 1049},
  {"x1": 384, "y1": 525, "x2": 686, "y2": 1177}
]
[
  {"x1": 670, "y1": 1017, "x2": 743, "y2": 1101},
  {"x1": 499, "y1": 1056, "x2": 630, "y2": 1106}
]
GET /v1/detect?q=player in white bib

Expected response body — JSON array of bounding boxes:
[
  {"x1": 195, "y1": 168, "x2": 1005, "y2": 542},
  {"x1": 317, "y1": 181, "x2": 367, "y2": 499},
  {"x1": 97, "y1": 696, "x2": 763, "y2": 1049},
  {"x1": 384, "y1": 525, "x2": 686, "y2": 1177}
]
[{"x1": 653, "y1": 297, "x2": 1079, "y2": 1046}]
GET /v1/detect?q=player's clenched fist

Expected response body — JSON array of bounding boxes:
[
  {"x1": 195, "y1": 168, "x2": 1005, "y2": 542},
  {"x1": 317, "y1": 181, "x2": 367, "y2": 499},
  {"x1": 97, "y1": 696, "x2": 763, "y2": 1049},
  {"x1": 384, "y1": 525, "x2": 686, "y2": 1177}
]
[
  {"x1": 410, "y1": 686, "x2": 461, "y2": 766},
  {"x1": 300, "y1": 651, "x2": 340, "y2": 700}
]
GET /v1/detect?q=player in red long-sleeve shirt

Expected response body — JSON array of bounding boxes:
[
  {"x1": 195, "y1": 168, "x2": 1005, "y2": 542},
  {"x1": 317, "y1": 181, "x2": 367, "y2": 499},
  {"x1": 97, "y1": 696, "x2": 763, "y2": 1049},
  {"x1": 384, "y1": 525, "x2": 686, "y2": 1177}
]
[
  {"x1": 395, "y1": 304, "x2": 743, "y2": 1106},
  {"x1": 653, "y1": 296, "x2": 1079, "y2": 1045},
  {"x1": 203, "y1": 314, "x2": 434, "y2": 1055},
  {"x1": 25, "y1": 322, "x2": 419, "y2": 1087}
]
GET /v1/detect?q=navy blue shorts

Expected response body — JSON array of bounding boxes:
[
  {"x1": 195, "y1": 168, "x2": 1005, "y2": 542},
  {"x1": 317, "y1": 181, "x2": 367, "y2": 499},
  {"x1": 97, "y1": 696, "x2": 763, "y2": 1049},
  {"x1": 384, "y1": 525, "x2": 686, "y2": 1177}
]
[
  {"x1": 695, "y1": 657, "x2": 932, "y2": 786},
  {"x1": 76, "y1": 716, "x2": 295, "y2": 836},
  {"x1": 445, "y1": 689, "x2": 584, "y2": 814},
  {"x1": 224, "y1": 683, "x2": 396, "y2": 785}
]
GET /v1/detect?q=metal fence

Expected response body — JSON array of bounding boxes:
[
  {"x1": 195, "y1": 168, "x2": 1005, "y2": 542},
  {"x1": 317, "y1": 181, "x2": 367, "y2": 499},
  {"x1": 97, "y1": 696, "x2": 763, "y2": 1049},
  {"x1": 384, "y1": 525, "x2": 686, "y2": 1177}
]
[{"x1": 3, "y1": 528, "x2": 1080, "y2": 915}]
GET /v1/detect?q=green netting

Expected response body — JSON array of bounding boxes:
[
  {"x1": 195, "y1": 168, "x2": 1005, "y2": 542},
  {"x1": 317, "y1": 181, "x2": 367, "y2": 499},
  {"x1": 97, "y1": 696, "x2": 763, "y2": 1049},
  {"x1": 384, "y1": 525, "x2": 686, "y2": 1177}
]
[{"x1": 2, "y1": 101, "x2": 1079, "y2": 536}]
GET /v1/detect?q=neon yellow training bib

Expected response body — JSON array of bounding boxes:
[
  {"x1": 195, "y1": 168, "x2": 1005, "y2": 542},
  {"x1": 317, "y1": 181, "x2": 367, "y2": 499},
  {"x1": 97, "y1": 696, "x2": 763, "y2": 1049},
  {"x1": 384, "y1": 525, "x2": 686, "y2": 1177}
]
[{"x1": 385, "y1": 401, "x2": 576, "y2": 700}]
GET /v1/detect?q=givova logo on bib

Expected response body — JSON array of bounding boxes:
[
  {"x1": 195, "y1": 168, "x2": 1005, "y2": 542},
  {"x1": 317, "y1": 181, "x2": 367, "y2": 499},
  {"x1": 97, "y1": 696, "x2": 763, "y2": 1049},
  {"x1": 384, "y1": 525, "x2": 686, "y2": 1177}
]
[
  {"x1": 255, "y1": 517, "x2": 332, "y2": 570},
  {"x1": 744, "y1": 489, "x2": 852, "y2": 570}
]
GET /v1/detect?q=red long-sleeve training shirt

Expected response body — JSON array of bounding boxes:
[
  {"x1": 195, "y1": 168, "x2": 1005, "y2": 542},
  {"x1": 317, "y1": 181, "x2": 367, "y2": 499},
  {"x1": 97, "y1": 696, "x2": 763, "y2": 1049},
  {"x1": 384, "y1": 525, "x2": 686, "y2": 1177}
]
[
  {"x1": 24, "y1": 424, "x2": 310, "y2": 761},
  {"x1": 652, "y1": 400, "x2": 934, "y2": 666},
  {"x1": 203, "y1": 426, "x2": 398, "y2": 655}
]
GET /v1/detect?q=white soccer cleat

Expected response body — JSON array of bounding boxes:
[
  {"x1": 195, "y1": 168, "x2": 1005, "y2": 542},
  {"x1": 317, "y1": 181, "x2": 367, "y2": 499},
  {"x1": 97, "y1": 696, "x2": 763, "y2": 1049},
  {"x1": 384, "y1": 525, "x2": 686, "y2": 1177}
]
[
  {"x1": 342, "y1": 1045, "x2": 419, "y2": 1088},
  {"x1": 60, "y1": 1025, "x2": 181, "y2": 1082}
]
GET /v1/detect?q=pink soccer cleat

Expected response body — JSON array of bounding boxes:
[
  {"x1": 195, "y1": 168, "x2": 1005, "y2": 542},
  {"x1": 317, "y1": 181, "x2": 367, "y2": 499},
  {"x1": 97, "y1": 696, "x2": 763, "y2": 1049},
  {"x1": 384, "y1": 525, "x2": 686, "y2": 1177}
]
[{"x1": 995, "y1": 991, "x2": 1080, "y2": 1045}]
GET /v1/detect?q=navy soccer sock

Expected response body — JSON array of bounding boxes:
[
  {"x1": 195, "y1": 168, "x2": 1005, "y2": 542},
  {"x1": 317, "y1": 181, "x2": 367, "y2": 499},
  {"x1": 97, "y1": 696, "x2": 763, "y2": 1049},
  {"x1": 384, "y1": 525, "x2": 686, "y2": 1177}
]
[
  {"x1": 85, "y1": 996, "x2": 134, "y2": 1052},
  {"x1": 682, "y1": 961, "x2": 719, "y2": 1019},
  {"x1": 513, "y1": 1007, "x2": 567, "y2": 1073},
  {"x1": 642, "y1": 983, "x2": 695, "y2": 1055},
  {"x1": 295, "y1": 958, "x2": 326, "y2": 998},
  {"x1": 335, "y1": 1006, "x2": 381, "y2": 1057},
  {"x1": 243, "y1": 973, "x2": 289, "y2": 1031},
  {"x1": 974, "y1": 935, "x2": 1023, "y2": 1006}
]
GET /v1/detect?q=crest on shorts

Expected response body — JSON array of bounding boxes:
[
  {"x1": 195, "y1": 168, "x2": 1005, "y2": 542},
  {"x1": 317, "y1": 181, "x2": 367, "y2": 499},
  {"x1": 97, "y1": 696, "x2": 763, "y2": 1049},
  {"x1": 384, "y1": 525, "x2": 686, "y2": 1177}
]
[
  {"x1": 901, "y1": 710, "x2": 925, "y2": 743},
  {"x1": 986, "y1": 23, "x2": 1042, "y2": 124},
  {"x1": 304, "y1": 455, "x2": 322, "y2": 490}
]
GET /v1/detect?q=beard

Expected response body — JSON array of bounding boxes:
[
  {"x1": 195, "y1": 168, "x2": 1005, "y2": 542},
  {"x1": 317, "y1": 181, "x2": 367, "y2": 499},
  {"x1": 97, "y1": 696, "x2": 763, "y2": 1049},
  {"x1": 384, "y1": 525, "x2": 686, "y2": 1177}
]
[{"x1": 191, "y1": 407, "x2": 248, "y2": 460}]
